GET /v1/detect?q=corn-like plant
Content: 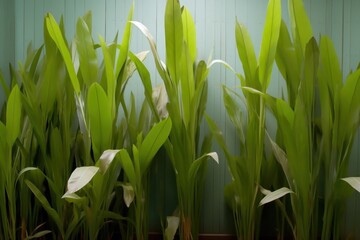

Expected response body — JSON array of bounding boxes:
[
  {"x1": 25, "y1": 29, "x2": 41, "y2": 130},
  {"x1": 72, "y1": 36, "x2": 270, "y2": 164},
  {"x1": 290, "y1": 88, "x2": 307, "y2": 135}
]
[
  {"x1": 318, "y1": 35, "x2": 360, "y2": 240},
  {"x1": 131, "y1": 0, "x2": 221, "y2": 239},
  {"x1": 206, "y1": 0, "x2": 281, "y2": 239}
]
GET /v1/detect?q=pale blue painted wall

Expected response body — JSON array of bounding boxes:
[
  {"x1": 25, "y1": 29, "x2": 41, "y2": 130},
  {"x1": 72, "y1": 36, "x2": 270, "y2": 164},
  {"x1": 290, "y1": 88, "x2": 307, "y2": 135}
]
[{"x1": 1, "y1": 0, "x2": 359, "y2": 236}]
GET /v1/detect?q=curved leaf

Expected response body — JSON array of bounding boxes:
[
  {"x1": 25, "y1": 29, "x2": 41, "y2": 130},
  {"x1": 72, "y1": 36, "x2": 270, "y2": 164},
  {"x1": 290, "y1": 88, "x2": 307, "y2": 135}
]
[
  {"x1": 188, "y1": 152, "x2": 219, "y2": 182},
  {"x1": 97, "y1": 149, "x2": 120, "y2": 174},
  {"x1": 259, "y1": 187, "x2": 293, "y2": 206},
  {"x1": 64, "y1": 166, "x2": 99, "y2": 195},
  {"x1": 120, "y1": 182, "x2": 135, "y2": 207},
  {"x1": 342, "y1": 177, "x2": 360, "y2": 193},
  {"x1": 165, "y1": 216, "x2": 180, "y2": 240}
]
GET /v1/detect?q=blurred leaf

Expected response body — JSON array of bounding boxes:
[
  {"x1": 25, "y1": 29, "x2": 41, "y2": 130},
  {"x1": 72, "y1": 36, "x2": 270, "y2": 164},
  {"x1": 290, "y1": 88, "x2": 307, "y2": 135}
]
[
  {"x1": 259, "y1": 187, "x2": 293, "y2": 206},
  {"x1": 341, "y1": 177, "x2": 360, "y2": 193},
  {"x1": 63, "y1": 166, "x2": 99, "y2": 195},
  {"x1": 97, "y1": 149, "x2": 120, "y2": 174},
  {"x1": 182, "y1": 7, "x2": 196, "y2": 63},
  {"x1": 164, "y1": 216, "x2": 180, "y2": 240},
  {"x1": 26, "y1": 230, "x2": 52, "y2": 239}
]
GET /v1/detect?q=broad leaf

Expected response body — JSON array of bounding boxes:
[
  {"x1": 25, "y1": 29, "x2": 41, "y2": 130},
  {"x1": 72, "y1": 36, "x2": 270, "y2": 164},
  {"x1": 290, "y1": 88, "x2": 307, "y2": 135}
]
[
  {"x1": 118, "y1": 149, "x2": 136, "y2": 188},
  {"x1": 259, "y1": 187, "x2": 293, "y2": 206},
  {"x1": 182, "y1": 7, "x2": 196, "y2": 63},
  {"x1": 258, "y1": 0, "x2": 281, "y2": 89},
  {"x1": 6, "y1": 85, "x2": 22, "y2": 146},
  {"x1": 63, "y1": 166, "x2": 99, "y2": 195},
  {"x1": 164, "y1": 216, "x2": 180, "y2": 240},
  {"x1": 97, "y1": 149, "x2": 120, "y2": 174},
  {"x1": 120, "y1": 182, "x2": 135, "y2": 207},
  {"x1": 139, "y1": 117, "x2": 172, "y2": 174}
]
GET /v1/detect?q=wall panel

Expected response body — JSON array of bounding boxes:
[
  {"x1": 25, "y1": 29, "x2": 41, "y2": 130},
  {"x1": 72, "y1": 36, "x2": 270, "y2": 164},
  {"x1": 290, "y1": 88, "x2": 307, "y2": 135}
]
[{"x1": 3, "y1": 0, "x2": 359, "y2": 237}]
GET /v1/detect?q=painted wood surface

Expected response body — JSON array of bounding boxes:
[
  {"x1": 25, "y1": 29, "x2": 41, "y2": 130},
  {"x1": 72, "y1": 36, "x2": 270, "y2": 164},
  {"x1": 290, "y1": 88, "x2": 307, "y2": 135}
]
[{"x1": 1, "y1": 0, "x2": 359, "y2": 236}]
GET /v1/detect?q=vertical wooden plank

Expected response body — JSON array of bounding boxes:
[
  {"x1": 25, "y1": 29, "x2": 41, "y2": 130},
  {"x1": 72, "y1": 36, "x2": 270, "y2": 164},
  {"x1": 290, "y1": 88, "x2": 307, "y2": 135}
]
[
  {"x1": 14, "y1": 0, "x2": 24, "y2": 62},
  {"x1": 23, "y1": 0, "x2": 35, "y2": 56},
  {"x1": 64, "y1": 0, "x2": 76, "y2": 40}
]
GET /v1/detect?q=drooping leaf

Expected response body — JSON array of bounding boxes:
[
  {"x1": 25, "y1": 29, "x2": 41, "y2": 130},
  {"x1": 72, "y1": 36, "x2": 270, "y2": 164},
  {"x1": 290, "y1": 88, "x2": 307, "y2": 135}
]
[
  {"x1": 258, "y1": 0, "x2": 281, "y2": 89},
  {"x1": 259, "y1": 187, "x2": 293, "y2": 206},
  {"x1": 139, "y1": 117, "x2": 172, "y2": 174},
  {"x1": 63, "y1": 166, "x2": 99, "y2": 195},
  {"x1": 341, "y1": 177, "x2": 360, "y2": 193},
  {"x1": 6, "y1": 85, "x2": 22, "y2": 146},
  {"x1": 97, "y1": 149, "x2": 120, "y2": 174},
  {"x1": 120, "y1": 182, "x2": 135, "y2": 207},
  {"x1": 188, "y1": 152, "x2": 219, "y2": 182}
]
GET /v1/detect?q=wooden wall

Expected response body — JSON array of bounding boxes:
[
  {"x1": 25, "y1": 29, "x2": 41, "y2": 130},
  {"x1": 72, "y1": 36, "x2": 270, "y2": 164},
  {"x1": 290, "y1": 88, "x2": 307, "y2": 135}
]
[{"x1": 1, "y1": 0, "x2": 359, "y2": 236}]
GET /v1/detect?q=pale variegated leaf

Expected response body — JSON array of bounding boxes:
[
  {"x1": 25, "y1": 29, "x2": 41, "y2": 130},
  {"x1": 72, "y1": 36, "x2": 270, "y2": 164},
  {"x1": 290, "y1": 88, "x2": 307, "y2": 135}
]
[
  {"x1": 97, "y1": 149, "x2": 120, "y2": 174},
  {"x1": 342, "y1": 177, "x2": 360, "y2": 193},
  {"x1": 164, "y1": 216, "x2": 180, "y2": 240},
  {"x1": 120, "y1": 182, "x2": 135, "y2": 207},
  {"x1": 259, "y1": 187, "x2": 293, "y2": 206},
  {"x1": 64, "y1": 166, "x2": 99, "y2": 195}
]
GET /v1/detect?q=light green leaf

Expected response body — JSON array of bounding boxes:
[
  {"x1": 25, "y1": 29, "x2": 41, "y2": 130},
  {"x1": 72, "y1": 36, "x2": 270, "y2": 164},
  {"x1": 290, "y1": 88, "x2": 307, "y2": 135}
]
[
  {"x1": 76, "y1": 16, "x2": 98, "y2": 85},
  {"x1": 182, "y1": 7, "x2": 196, "y2": 63},
  {"x1": 6, "y1": 85, "x2": 22, "y2": 146},
  {"x1": 235, "y1": 20, "x2": 257, "y2": 82},
  {"x1": 259, "y1": 187, "x2": 293, "y2": 206},
  {"x1": 120, "y1": 182, "x2": 135, "y2": 207},
  {"x1": 139, "y1": 117, "x2": 172, "y2": 174},
  {"x1": 97, "y1": 149, "x2": 120, "y2": 174},
  {"x1": 342, "y1": 177, "x2": 360, "y2": 193},
  {"x1": 46, "y1": 13, "x2": 80, "y2": 94},
  {"x1": 164, "y1": 216, "x2": 180, "y2": 240},
  {"x1": 63, "y1": 166, "x2": 99, "y2": 195},
  {"x1": 165, "y1": 0, "x2": 183, "y2": 83},
  {"x1": 258, "y1": 0, "x2": 281, "y2": 89},
  {"x1": 87, "y1": 83, "x2": 113, "y2": 159},
  {"x1": 188, "y1": 152, "x2": 219, "y2": 182},
  {"x1": 118, "y1": 149, "x2": 136, "y2": 188}
]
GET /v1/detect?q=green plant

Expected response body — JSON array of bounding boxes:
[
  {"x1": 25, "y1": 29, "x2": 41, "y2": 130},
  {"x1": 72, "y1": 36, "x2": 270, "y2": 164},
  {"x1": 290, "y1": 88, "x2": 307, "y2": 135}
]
[
  {"x1": 131, "y1": 0, "x2": 220, "y2": 239},
  {"x1": 206, "y1": 0, "x2": 281, "y2": 239},
  {"x1": 318, "y1": 35, "x2": 360, "y2": 240}
]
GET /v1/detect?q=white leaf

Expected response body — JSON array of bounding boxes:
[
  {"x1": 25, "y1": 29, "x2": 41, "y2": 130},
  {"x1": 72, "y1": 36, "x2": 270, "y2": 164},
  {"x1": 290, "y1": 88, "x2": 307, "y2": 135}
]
[
  {"x1": 259, "y1": 187, "x2": 293, "y2": 206},
  {"x1": 342, "y1": 177, "x2": 360, "y2": 193},
  {"x1": 98, "y1": 149, "x2": 120, "y2": 173},
  {"x1": 207, "y1": 152, "x2": 219, "y2": 164},
  {"x1": 121, "y1": 182, "x2": 135, "y2": 207},
  {"x1": 64, "y1": 166, "x2": 99, "y2": 194},
  {"x1": 164, "y1": 216, "x2": 180, "y2": 240}
]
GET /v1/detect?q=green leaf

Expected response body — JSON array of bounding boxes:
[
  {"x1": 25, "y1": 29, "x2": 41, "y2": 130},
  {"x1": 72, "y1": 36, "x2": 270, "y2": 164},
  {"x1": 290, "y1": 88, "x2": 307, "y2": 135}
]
[
  {"x1": 341, "y1": 177, "x2": 360, "y2": 193},
  {"x1": 6, "y1": 85, "x2": 22, "y2": 146},
  {"x1": 139, "y1": 117, "x2": 172, "y2": 174},
  {"x1": 45, "y1": 13, "x2": 80, "y2": 95},
  {"x1": 259, "y1": 187, "x2": 293, "y2": 206},
  {"x1": 63, "y1": 166, "x2": 99, "y2": 195},
  {"x1": 164, "y1": 216, "x2": 180, "y2": 240},
  {"x1": 116, "y1": 2, "x2": 133, "y2": 78},
  {"x1": 25, "y1": 180, "x2": 64, "y2": 236},
  {"x1": 289, "y1": 0, "x2": 313, "y2": 59},
  {"x1": 87, "y1": 83, "x2": 113, "y2": 159},
  {"x1": 26, "y1": 230, "x2": 52, "y2": 239},
  {"x1": 165, "y1": 0, "x2": 183, "y2": 83},
  {"x1": 182, "y1": 7, "x2": 196, "y2": 63},
  {"x1": 258, "y1": 0, "x2": 281, "y2": 89},
  {"x1": 188, "y1": 152, "x2": 219, "y2": 182},
  {"x1": 97, "y1": 149, "x2": 120, "y2": 174},
  {"x1": 76, "y1": 16, "x2": 98, "y2": 85},
  {"x1": 118, "y1": 149, "x2": 136, "y2": 189},
  {"x1": 235, "y1": 20, "x2": 257, "y2": 83}
]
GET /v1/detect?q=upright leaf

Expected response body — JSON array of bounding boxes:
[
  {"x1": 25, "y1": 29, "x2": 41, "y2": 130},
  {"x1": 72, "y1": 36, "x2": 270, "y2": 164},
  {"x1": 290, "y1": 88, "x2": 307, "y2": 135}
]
[
  {"x1": 6, "y1": 85, "x2": 22, "y2": 146},
  {"x1": 182, "y1": 7, "x2": 196, "y2": 63}
]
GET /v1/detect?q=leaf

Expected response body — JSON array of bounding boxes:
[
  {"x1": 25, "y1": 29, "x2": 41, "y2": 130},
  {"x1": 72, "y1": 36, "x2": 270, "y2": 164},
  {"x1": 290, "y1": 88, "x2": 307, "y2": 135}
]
[
  {"x1": 165, "y1": 0, "x2": 183, "y2": 83},
  {"x1": 139, "y1": 118, "x2": 172, "y2": 174},
  {"x1": 120, "y1": 182, "x2": 135, "y2": 207},
  {"x1": 188, "y1": 152, "x2": 219, "y2": 182},
  {"x1": 235, "y1": 20, "x2": 257, "y2": 83},
  {"x1": 341, "y1": 177, "x2": 360, "y2": 193},
  {"x1": 258, "y1": 0, "x2": 281, "y2": 89},
  {"x1": 164, "y1": 216, "x2": 180, "y2": 240},
  {"x1": 63, "y1": 166, "x2": 99, "y2": 195},
  {"x1": 182, "y1": 7, "x2": 196, "y2": 63},
  {"x1": 97, "y1": 149, "x2": 120, "y2": 174},
  {"x1": 118, "y1": 149, "x2": 136, "y2": 188},
  {"x1": 25, "y1": 180, "x2": 64, "y2": 236},
  {"x1": 6, "y1": 85, "x2": 22, "y2": 146},
  {"x1": 87, "y1": 83, "x2": 113, "y2": 159},
  {"x1": 26, "y1": 230, "x2": 52, "y2": 239},
  {"x1": 76, "y1": 16, "x2": 98, "y2": 85},
  {"x1": 46, "y1": 13, "x2": 80, "y2": 95},
  {"x1": 259, "y1": 187, "x2": 293, "y2": 206}
]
